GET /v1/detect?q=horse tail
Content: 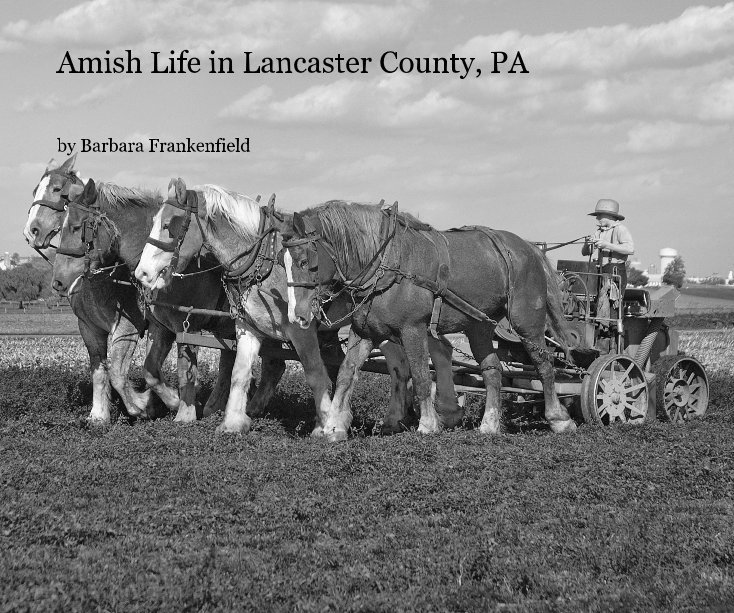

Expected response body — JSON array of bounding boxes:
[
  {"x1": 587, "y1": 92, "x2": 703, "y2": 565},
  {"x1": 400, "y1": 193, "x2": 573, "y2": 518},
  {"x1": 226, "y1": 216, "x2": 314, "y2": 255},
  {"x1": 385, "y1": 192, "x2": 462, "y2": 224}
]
[{"x1": 534, "y1": 246, "x2": 575, "y2": 351}]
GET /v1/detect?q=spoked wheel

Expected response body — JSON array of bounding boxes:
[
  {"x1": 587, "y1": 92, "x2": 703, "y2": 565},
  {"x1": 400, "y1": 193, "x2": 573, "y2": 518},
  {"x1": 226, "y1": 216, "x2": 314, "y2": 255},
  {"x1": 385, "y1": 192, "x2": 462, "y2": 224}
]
[
  {"x1": 653, "y1": 356, "x2": 709, "y2": 422},
  {"x1": 580, "y1": 355, "x2": 651, "y2": 425}
]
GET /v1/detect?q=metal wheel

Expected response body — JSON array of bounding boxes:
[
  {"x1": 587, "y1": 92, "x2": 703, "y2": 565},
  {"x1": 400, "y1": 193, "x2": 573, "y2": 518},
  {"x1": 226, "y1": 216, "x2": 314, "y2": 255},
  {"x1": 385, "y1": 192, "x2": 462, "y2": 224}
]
[
  {"x1": 653, "y1": 356, "x2": 708, "y2": 422},
  {"x1": 580, "y1": 354, "x2": 651, "y2": 425}
]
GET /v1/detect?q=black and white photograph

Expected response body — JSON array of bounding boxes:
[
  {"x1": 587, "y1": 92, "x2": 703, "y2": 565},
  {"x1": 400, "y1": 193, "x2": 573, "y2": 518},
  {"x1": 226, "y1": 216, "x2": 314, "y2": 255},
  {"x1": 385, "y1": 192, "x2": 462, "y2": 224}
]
[{"x1": 1, "y1": 1, "x2": 733, "y2": 610}]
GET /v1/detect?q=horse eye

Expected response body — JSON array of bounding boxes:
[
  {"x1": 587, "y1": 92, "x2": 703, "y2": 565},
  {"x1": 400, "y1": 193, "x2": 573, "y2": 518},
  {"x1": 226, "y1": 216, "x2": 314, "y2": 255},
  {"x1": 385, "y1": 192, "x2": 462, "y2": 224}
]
[
  {"x1": 71, "y1": 224, "x2": 82, "y2": 233},
  {"x1": 52, "y1": 187, "x2": 61, "y2": 193}
]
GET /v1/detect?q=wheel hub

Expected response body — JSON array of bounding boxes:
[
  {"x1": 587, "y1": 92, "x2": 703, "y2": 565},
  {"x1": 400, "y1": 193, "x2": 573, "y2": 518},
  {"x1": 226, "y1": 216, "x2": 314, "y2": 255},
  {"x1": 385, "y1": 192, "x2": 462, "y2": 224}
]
[{"x1": 670, "y1": 378, "x2": 691, "y2": 408}]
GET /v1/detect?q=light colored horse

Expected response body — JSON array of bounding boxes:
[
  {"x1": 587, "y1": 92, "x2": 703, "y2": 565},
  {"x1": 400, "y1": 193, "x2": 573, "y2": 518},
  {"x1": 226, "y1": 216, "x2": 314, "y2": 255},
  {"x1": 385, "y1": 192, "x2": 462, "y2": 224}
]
[{"x1": 135, "y1": 179, "x2": 338, "y2": 435}]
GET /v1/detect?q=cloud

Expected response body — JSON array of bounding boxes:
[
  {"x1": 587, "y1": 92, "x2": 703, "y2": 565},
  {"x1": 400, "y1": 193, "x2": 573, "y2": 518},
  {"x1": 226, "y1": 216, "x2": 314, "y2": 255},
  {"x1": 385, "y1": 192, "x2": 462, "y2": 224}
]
[
  {"x1": 2, "y1": 0, "x2": 424, "y2": 53},
  {"x1": 457, "y1": 3, "x2": 734, "y2": 74},
  {"x1": 579, "y1": 59, "x2": 734, "y2": 123},
  {"x1": 621, "y1": 121, "x2": 730, "y2": 153},
  {"x1": 15, "y1": 80, "x2": 131, "y2": 112},
  {"x1": 220, "y1": 74, "x2": 473, "y2": 127}
]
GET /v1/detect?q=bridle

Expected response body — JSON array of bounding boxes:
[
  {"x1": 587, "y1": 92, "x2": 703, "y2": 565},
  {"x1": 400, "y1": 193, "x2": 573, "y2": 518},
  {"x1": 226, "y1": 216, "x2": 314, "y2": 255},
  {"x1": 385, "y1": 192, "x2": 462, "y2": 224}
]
[
  {"x1": 55, "y1": 188, "x2": 118, "y2": 277},
  {"x1": 145, "y1": 188, "x2": 207, "y2": 282},
  {"x1": 30, "y1": 168, "x2": 84, "y2": 213},
  {"x1": 283, "y1": 202, "x2": 399, "y2": 292},
  {"x1": 28, "y1": 169, "x2": 85, "y2": 263},
  {"x1": 146, "y1": 189, "x2": 282, "y2": 289}
]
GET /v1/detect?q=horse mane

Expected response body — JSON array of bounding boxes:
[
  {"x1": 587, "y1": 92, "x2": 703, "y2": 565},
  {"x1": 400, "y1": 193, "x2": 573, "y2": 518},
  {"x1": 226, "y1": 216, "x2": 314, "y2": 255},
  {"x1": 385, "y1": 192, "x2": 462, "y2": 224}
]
[
  {"x1": 79, "y1": 182, "x2": 160, "y2": 248},
  {"x1": 95, "y1": 182, "x2": 161, "y2": 211},
  {"x1": 196, "y1": 184, "x2": 262, "y2": 241},
  {"x1": 305, "y1": 201, "x2": 428, "y2": 271}
]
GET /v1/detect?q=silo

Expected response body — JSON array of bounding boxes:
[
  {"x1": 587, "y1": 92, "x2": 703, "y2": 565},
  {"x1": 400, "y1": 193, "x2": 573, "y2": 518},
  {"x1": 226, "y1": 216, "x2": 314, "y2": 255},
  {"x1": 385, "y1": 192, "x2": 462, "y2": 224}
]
[{"x1": 660, "y1": 247, "x2": 678, "y2": 275}]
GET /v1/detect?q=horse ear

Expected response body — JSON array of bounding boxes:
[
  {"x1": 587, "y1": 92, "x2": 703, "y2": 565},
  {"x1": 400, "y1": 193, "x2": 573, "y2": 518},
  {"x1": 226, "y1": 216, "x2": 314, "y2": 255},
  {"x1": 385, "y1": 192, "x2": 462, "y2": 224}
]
[
  {"x1": 275, "y1": 212, "x2": 293, "y2": 238},
  {"x1": 81, "y1": 178, "x2": 97, "y2": 203},
  {"x1": 59, "y1": 153, "x2": 77, "y2": 172},
  {"x1": 293, "y1": 211, "x2": 305, "y2": 236},
  {"x1": 45, "y1": 158, "x2": 57, "y2": 172},
  {"x1": 66, "y1": 183, "x2": 84, "y2": 202},
  {"x1": 174, "y1": 177, "x2": 187, "y2": 204}
]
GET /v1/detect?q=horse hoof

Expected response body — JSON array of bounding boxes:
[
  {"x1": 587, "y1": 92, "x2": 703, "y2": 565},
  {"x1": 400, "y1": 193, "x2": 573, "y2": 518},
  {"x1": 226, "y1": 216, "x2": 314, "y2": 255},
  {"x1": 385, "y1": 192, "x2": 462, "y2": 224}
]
[
  {"x1": 479, "y1": 422, "x2": 500, "y2": 435},
  {"x1": 310, "y1": 426, "x2": 325, "y2": 438},
  {"x1": 550, "y1": 419, "x2": 577, "y2": 434},
  {"x1": 327, "y1": 430, "x2": 348, "y2": 443},
  {"x1": 215, "y1": 423, "x2": 249, "y2": 435},
  {"x1": 417, "y1": 422, "x2": 440, "y2": 435},
  {"x1": 174, "y1": 404, "x2": 197, "y2": 423},
  {"x1": 379, "y1": 422, "x2": 404, "y2": 436}
]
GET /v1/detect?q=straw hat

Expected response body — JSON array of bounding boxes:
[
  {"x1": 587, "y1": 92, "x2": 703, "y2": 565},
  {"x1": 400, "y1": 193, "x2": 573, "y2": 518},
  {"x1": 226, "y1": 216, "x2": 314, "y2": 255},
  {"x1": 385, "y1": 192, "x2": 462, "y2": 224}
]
[{"x1": 589, "y1": 199, "x2": 624, "y2": 220}]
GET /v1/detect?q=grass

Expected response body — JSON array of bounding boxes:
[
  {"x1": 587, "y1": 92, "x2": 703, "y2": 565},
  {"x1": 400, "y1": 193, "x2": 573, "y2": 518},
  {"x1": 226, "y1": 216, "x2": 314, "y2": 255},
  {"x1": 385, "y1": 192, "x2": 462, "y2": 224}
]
[
  {"x1": 0, "y1": 312, "x2": 79, "y2": 335},
  {"x1": 0, "y1": 333, "x2": 733, "y2": 611}
]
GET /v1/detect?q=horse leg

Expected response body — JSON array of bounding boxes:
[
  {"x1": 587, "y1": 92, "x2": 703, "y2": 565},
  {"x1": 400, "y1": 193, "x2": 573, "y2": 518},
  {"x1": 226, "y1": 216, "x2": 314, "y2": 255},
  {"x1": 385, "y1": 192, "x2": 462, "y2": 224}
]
[
  {"x1": 143, "y1": 322, "x2": 179, "y2": 413},
  {"x1": 402, "y1": 326, "x2": 441, "y2": 434},
  {"x1": 174, "y1": 343, "x2": 199, "y2": 423},
  {"x1": 428, "y1": 335, "x2": 463, "y2": 429},
  {"x1": 466, "y1": 322, "x2": 502, "y2": 434},
  {"x1": 216, "y1": 322, "x2": 261, "y2": 434},
  {"x1": 202, "y1": 349, "x2": 235, "y2": 418},
  {"x1": 79, "y1": 320, "x2": 112, "y2": 425},
  {"x1": 288, "y1": 326, "x2": 334, "y2": 438},
  {"x1": 326, "y1": 328, "x2": 374, "y2": 441},
  {"x1": 318, "y1": 329, "x2": 345, "y2": 386},
  {"x1": 107, "y1": 315, "x2": 149, "y2": 418},
  {"x1": 380, "y1": 341, "x2": 415, "y2": 434},
  {"x1": 521, "y1": 334, "x2": 577, "y2": 433},
  {"x1": 246, "y1": 356, "x2": 286, "y2": 418}
]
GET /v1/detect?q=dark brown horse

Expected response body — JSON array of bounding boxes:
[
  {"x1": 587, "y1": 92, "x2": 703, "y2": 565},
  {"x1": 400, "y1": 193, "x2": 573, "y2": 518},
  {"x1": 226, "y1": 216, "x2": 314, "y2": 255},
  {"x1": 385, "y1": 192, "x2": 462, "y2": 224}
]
[
  {"x1": 284, "y1": 201, "x2": 577, "y2": 436},
  {"x1": 24, "y1": 156, "x2": 153, "y2": 422},
  {"x1": 52, "y1": 178, "x2": 242, "y2": 424}
]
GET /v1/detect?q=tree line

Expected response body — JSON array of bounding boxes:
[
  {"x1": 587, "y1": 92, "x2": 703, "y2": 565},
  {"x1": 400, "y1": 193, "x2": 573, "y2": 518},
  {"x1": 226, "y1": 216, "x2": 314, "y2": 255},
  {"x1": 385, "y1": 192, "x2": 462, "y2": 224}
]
[{"x1": 0, "y1": 260, "x2": 54, "y2": 301}]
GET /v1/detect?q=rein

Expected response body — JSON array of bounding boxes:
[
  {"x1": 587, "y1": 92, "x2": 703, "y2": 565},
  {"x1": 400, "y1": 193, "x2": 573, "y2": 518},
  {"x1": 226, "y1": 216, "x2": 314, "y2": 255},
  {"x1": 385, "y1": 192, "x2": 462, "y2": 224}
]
[{"x1": 285, "y1": 206, "x2": 518, "y2": 335}]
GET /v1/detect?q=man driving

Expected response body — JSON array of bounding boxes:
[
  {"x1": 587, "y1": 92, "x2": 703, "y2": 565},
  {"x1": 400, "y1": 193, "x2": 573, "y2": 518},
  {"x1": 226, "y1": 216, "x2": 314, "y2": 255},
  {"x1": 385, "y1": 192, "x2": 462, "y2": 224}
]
[{"x1": 582, "y1": 199, "x2": 634, "y2": 292}]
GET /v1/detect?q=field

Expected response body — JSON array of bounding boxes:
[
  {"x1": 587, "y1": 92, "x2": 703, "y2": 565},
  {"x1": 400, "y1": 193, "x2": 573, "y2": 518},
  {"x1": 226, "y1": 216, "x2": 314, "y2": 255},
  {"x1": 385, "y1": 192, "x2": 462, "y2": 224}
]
[
  {"x1": 677, "y1": 285, "x2": 734, "y2": 312},
  {"x1": 1, "y1": 330, "x2": 733, "y2": 612}
]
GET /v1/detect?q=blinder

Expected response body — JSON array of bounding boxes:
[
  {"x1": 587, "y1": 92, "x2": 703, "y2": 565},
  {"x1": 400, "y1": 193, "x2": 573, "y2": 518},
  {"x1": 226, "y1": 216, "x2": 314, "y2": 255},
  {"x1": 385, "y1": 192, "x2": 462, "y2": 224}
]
[
  {"x1": 55, "y1": 193, "x2": 103, "y2": 263},
  {"x1": 282, "y1": 216, "x2": 338, "y2": 289},
  {"x1": 168, "y1": 215, "x2": 185, "y2": 240}
]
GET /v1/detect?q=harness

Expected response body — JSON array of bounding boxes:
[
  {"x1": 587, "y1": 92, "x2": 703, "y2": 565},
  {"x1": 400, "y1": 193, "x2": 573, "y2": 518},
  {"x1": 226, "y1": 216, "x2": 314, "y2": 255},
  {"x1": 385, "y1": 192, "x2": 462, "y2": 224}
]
[
  {"x1": 283, "y1": 203, "x2": 511, "y2": 336},
  {"x1": 146, "y1": 189, "x2": 282, "y2": 319},
  {"x1": 220, "y1": 195, "x2": 283, "y2": 320},
  {"x1": 28, "y1": 169, "x2": 85, "y2": 263},
  {"x1": 55, "y1": 187, "x2": 120, "y2": 279},
  {"x1": 145, "y1": 189, "x2": 208, "y2": 282}
]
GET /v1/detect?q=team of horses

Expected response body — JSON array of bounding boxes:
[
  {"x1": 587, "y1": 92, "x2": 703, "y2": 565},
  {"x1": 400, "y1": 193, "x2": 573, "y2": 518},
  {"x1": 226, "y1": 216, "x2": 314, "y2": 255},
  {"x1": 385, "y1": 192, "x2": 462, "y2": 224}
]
[{"x1": 24, "y1": 155, "x2": 577, "y2": 439}]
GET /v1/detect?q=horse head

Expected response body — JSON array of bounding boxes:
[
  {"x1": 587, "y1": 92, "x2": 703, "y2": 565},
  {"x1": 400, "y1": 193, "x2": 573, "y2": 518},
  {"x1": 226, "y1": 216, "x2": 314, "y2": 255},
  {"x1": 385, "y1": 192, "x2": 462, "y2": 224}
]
[
  {"x1": 52, "y1": 179, "x2": 118, "y2": 295},
  {"x1": 24, "y1": 154, "x2": 85, "y2": 249},
  {"x1": 282, "y1": 210, "x2": 337, "y2": 329},
  {"x1": 135, "y1": 177, "x2": 206, "y2": 290}
]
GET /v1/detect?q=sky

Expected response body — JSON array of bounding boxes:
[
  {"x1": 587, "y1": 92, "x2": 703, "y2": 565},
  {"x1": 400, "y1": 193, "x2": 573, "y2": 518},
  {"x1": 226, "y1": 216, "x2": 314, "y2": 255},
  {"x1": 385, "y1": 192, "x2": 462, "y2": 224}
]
[{"x1": 2, "y1": 0, "x2": 733, "y2": 277}]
